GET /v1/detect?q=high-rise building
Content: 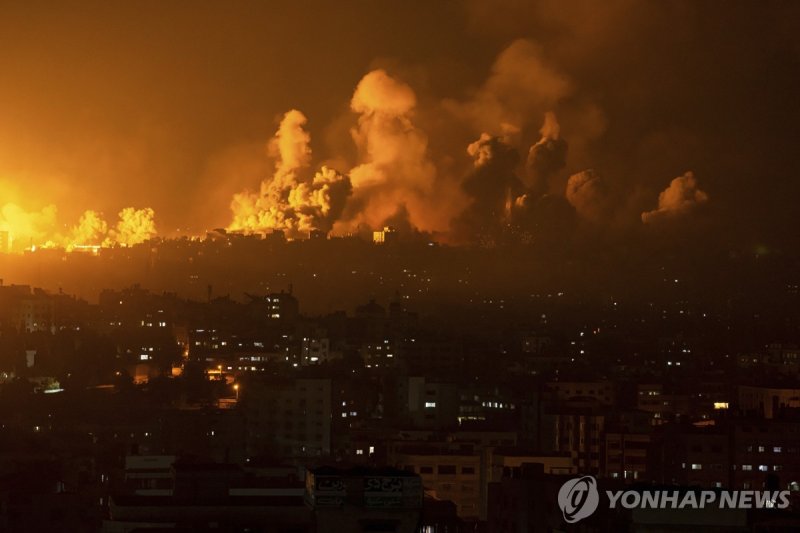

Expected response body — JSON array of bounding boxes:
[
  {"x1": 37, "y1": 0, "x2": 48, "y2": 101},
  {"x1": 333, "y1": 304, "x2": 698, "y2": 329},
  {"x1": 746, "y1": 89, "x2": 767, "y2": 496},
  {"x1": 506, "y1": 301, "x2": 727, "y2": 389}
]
[{"x1": 243, "y1": 377, "x2": 332, "y2": 458}]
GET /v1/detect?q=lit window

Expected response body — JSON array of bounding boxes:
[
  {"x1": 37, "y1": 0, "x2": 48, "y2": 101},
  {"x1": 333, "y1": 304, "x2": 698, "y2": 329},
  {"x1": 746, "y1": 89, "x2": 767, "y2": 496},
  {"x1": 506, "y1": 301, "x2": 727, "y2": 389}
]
[{"x1": 691, "y1": 464, "x2": 702, "y2": 470}]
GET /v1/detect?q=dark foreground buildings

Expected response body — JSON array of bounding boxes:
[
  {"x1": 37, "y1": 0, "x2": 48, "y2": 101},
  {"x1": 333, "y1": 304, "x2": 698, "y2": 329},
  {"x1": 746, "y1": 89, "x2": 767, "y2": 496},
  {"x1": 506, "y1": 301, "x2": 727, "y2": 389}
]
[{"x1": 2, "y1": 238, "x2": 800, "y2": 531}]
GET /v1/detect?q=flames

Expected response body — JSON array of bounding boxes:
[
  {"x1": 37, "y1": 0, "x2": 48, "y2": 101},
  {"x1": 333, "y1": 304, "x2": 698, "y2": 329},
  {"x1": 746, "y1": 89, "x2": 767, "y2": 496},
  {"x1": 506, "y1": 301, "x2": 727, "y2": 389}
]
[
  {"x1": 228, "y1": 110, "x2": 351, "y2": 238},
  {"x1": 0, "y1": 204, "x2": 156, "y2": 253},
  {"x1": 225, "y1": 48, "x2": 709, "y2": 243},
  {"x1": 1, "y1": 39, "x2": 711, "y2": 253}
]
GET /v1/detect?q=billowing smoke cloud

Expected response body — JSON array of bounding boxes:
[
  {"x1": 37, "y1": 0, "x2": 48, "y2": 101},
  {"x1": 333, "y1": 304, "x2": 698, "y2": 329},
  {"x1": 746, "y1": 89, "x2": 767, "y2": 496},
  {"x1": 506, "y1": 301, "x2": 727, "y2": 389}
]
[
  {"x1": 342, "y1": 69, "x2": 459, "y2": 233},
  {"x1": 445, "y1": 39, "x2": 571, "y2": 137},
  {"x1": 527, "y1": 112, "x2": 568, "y2": 195},
  {"x1": 641, "y1": 172, "x2": 708, "y2": 223},
  {"x1": 566, "y1": 169, "x2": 609, "y2": 222},
  {"x1": 0, "y1": 204, "x2": 157, "y2": 252},
  {"x1": 229, "y1": 110, "x2": 352, "y2": 237},
  {"x1": 0, "y1": 203, "x2": 59, "y2": 249},
  {"x1": 216, "y1": 46, "x2": 701, "y2": 243},
  {"x1": 70, "y1": 210, "x2": 109, "y2": 245},
  {"x1": 454, "y1": 133, "x2": 523, "y2": 242},
  {"x1": 287, "y1": 166, "x2": 352, "y2": 234},
  {"x1": 109, "y1": 207, "x2": 157, "y2": 246}
]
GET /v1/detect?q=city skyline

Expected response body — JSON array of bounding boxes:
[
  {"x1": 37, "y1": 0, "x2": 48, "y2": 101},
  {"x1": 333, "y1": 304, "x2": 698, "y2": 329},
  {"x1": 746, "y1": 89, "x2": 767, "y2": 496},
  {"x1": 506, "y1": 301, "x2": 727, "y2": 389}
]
[{"x1": 0, "y1": 2, "x2": 799, "y2": 532}]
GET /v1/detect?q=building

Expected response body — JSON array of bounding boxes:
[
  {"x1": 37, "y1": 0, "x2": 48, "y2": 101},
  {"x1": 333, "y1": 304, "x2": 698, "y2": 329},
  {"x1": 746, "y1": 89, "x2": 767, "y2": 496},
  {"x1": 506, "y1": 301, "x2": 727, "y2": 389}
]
[
  {"x1": 546, "y1": 380, "x2": 616, "y2": 406},
  {"x1": 21, "y1": 292, "x2": 54, "y2": 333},
  {"x1": 730, "y1": 418, "x2": 800, "y2": 491},
  {"x1": 649, "y1": 424, "x2": 730, "y2": 488},
  {"x1": 306, "y1": 466, "x2": 422, "y2": 533},
  {"x1": 122, "y1": 455, "x2": 176, "y2": 496},
  {"x1": 398, "y1": 377, "x2": 459, "y2": 429},
  {"x1": 372, "y1": 226, "x2": 397, "y2": 245},
  {"x1": 264, "y1": 290, "x2": 300, "y2": 321},
  {"x1": 105, "y1": 460, "x2": 310, "y2": 533},
  {"x1": 301, "y1": 331, "x2": 332, "y2": 365},
  {"x1": 484, "y1": 448, "x2": 575, "y2": 520},
  {"x1": 392, "y1": 449, "x2": 481, "y2": 520},
  {"x1": 486, "y1": 463, "x2": 631, "y2": 533},
  {"x1": 603, "y1": 430, "x2": 651, "y2": 481},
  {"x1": 243, "y1": 377, "x2": 332, "y2": 458},
  {"x1": 539, "y1": 407, "x2": 605, "y2": 475},
  {"x1": 738, "y1": 385, "x2": 800, "y2": 419}
]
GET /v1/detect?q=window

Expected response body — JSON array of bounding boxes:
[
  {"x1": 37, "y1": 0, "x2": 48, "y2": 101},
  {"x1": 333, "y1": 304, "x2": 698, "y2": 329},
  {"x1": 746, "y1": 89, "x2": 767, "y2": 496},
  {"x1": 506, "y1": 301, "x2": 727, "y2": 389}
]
[
  {"x1": 419, "y1": 466, "x2": 433, "y2": 474},
  {"x1": 462, "y1": 467, "x2": 475, "y2": 475},
  {"x1": 742, "y1": 465, "x2": 753, "y2": 471},
  {"x1": 438, "y1": 465, "x2": 457, "y2": 475},
  {"x1": 691, "y1": 464, "x2": 702, "y2": 470},
  {"x1": 759, "y1": 465, "x2": 768, "y2": 472}
]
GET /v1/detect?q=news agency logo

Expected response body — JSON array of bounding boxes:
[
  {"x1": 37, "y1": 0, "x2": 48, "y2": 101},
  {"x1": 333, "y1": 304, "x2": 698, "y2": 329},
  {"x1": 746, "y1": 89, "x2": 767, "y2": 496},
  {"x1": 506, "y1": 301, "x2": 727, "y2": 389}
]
[
  {"x1": 557, "y1": 474, "x2": 793, "y2": 524},
  {"x1": 558, "y1": 475, "x2": 599, "y2": 523}
]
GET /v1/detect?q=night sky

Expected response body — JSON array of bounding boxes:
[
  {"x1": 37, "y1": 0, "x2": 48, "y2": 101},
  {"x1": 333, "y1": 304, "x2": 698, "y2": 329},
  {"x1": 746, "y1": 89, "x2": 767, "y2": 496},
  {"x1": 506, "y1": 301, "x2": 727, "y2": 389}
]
[{"x1": 0, "y1": 1, "x2": 797, "y2": 248}]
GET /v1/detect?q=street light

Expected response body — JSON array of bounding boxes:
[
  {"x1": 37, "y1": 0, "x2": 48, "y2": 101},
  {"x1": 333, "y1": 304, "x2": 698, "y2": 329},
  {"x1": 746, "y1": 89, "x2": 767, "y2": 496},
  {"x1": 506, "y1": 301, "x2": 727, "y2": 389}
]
[{"x1": 233, "y1": 383, "x2": 239, "y2": 400}]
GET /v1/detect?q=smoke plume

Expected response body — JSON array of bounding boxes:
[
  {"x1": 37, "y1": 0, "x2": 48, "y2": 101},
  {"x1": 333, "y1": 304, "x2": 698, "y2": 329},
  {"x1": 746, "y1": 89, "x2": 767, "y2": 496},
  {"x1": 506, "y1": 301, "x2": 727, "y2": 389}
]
[
  {"x1": 109, "y1": 207, "x2": 157, "y2": 246},
  {"x1": 451, "y1": 133, "x2": 527, "y2": 243},
  {"x1": 445, "y1": 39, "x2": 571, "y2": 137},
  {"x1": 641, "y1": 172, "x2": 709, "y2": 223},
  {"x1": 342, "y1": 69, "x2": 457, "y2": 233},
  {"x1": 0, "y1": 203, "x2": 59, "y2": 250},
  {"x1": 0, "y1": 204, "x2": 157, "y2": 252},
  {"x1": 527, "y1": 112, "x2": 568, "y2": 195},
  {"x1": 229, "y1": 110, "x2": 352, "y2": 237},
  {"x1": 566, "y1": 169, "x2": 609, "y2": 222},
  {"x1": 70, "y1": 210, "x2": 109, "y2": 246}
]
